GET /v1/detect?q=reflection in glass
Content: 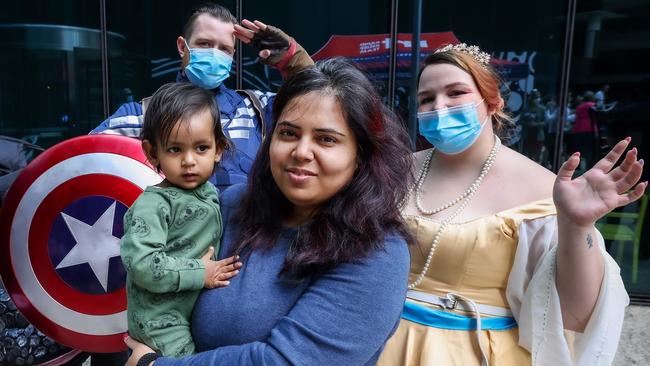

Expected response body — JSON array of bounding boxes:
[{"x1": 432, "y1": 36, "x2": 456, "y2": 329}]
[
  {"x1": 0, "y1": 24, "x2": 105, "y2": 147},
  {"x1": 572, "y1": 0, "x2": 650, "y2": 294}
]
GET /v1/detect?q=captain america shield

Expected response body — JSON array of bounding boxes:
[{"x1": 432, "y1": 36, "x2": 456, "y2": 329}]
[{"x1": 0, "y1": 135, "x2": 162, "y2": 352}]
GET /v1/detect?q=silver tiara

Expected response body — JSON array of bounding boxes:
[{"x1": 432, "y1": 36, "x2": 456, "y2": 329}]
[{"x1": 435, "y1": 43, "x2": 491, "y2": 66}]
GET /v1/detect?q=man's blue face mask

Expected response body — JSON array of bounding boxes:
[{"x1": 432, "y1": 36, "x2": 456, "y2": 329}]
[
  {"x1": 417, "y1": 99, "x2": 489, "y2": 155},
  {"x1": 184, "y1": 39, "x2": 233, "y2": 90}
]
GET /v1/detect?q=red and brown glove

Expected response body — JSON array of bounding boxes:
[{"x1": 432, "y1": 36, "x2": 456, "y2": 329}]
[{"x1": 249, "y1": 25, "x2": 314, "y2": 79}]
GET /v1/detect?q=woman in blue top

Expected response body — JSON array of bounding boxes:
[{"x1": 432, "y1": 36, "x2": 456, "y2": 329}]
[{"x1": 125, "y1": 57, "x2": 414, "y2": 366}]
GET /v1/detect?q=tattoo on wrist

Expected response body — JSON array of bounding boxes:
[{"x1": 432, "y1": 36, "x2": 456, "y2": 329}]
[{"x1": 586, "y1": 233, "x2": 593, "y2": 249}]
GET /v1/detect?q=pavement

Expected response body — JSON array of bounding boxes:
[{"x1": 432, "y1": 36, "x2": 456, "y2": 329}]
[{"x1": 615, "y1": 305, "x2": 650, "y2": 365}]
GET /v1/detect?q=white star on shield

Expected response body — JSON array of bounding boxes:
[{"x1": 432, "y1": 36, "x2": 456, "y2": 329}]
[{"x1": 56, "y1": 201, "x2": 122, "y2": 292}]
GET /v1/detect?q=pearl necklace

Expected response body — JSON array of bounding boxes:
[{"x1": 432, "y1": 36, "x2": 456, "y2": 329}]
[
  {"x1": 408, "y1": 135, "x2": 501, "y2": 290},
  {"x1": 415, "y1": 136, "x2": 501, "y2": 215}
]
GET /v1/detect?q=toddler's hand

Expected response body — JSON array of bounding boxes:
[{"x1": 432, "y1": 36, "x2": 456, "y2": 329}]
[{"x1": 201, "y1": 247, "x2": 243, "y2": 289}]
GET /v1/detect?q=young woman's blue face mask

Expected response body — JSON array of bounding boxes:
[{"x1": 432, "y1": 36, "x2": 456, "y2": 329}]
[
  {"x1": 417, "y1": 99, "x2": 489, "y2": 154},
  {"x1": 184, "y1": 40, "x2": 233, "y2": 90}
]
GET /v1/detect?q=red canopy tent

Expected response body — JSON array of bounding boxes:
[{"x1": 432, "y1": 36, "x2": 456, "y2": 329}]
[{"x1": 311, "y1": 32, "x2": 528, "y2": 81}]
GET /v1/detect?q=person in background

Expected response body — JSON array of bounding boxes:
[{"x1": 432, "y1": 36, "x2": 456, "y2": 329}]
[
  {"x1": 379, "y1": 44, "x2": 643, "y2": 366},
  {"x1": 543, "y1": 95, "x2": 558, "y2": 168},
  {"x1": 595, "y1": 84, "x2": 610, "y2": 110},
  {"x1": 522, "y1": 88, "x2": 546, "y2": 163},
  {"x1": 90, "y1": 3, "x2": 313, "y2": 191},
  {"x1": 572, "y1": 90, "x2": 598, "y2": 169}
]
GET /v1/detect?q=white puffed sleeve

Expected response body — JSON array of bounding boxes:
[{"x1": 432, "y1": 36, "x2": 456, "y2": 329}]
[{"x1": 506, "y1": 215, "x2": 629, "y2": 365}]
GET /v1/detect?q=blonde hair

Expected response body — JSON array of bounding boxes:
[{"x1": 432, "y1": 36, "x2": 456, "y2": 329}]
[{"x1": 418, "y1": 49, "x2": 515, "y2": 139}]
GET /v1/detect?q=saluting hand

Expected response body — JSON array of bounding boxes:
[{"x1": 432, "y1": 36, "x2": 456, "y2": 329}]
[
  {"x1": 235, "y1": 19, "x2": 277, "y2": 59},
  {"x1": 235, "y1": 19, "x2": 298, "y2": 63}
]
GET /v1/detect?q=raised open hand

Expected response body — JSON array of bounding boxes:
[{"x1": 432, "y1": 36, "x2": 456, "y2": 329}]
[{"x1": 553, "y1": 138, "x2": 647, "y2": 227}]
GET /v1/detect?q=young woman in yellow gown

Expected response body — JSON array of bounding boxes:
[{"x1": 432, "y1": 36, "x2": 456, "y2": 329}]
[{"x1": 378, "y1": 44, "x2": 645, "y2": 366}]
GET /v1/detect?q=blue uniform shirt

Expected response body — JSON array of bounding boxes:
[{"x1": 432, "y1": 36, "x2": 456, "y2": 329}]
[{"x1": 90, "y1": 73, "x2": 275, "y2": 191}]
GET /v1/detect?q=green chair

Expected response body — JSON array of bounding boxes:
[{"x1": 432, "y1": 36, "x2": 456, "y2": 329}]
[{"x1": 596, "y1": 194, "x2": 648, "y2": 284}]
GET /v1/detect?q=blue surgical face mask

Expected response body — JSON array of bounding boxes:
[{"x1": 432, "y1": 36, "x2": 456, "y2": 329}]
[
  {"x1": 417, "y1": 99, "x2": 489, "y2": 154},
  {"x1": 184, "y1": 39, "x2": 233, "y2": 90}
]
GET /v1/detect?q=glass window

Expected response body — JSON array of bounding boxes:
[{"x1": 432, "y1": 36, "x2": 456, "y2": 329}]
[
  {"x1": 0, "y1": 0, "x2": 102, "y2": 148},
  {"x1": 569, "y1": 0, "x2": 650, "y2": 294}
]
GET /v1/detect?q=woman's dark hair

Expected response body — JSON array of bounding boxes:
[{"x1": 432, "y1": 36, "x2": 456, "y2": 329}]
[
  {"x1": 232, "y1": 57, "x2": 414, "y2": 278},
  {"x1": 183, "y1": 3, "x2": 237, "y2": 41},
  {"x1": 141, "y1": 82, "x2": 229, "y2": 156}
]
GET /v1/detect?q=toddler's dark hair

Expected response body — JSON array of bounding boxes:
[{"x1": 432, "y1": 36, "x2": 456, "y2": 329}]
[{"x1": 141, "y1": 82, "x2": 229, "y2": 154}]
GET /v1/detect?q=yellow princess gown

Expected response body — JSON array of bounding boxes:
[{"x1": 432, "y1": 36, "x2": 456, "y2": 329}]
[{"x1": 378, "y1": 199, "x2": 628, "y2": 366}]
